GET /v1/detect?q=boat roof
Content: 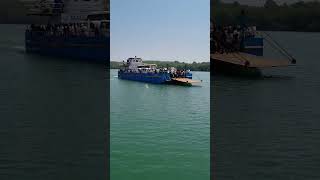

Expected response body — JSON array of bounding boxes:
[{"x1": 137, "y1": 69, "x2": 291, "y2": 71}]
[
  {"x1": 128, "y1": 57, "x2": 142, "y2": 60},
  {"x1": 211, "y1": 52, "x2": 293, "y2": 68}
]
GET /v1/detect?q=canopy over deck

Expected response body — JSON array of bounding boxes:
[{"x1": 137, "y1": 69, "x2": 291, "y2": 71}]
[{"x1": 211, "y1": 52, "x2": 292, "y2": 68}]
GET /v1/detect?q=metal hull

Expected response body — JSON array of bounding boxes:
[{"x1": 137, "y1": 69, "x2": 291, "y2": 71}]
[
  {"x1": 212, "y1": 58, "x2": 262, "y2": 77},
  {"x1": 25, "y1": 32, "x2": 109, "y2": 63},
  {"x1": 212, "y1": 37, "x2": 264, "y2": 77},
  {"x1": 118, "y1": 72, "x2": 171, "y2": 84},
  {"x1": 242, "y1": 37, "x2": 263, "y2": 56}
]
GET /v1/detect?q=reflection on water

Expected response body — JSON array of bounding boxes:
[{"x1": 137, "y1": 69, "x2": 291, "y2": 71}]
[
  {"x1": 111, "y1": 69, "x2": 210, "y2": 180},
  {"x1": 0, "y1": 25, "x2": 107, "y2": 180},
  {"x1": 214, "y1": 31, "x2": 320, "y2": 180}
]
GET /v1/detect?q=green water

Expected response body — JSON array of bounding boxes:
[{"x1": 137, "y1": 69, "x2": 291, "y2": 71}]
[
  {"x1": 214, "y1": 31, "x2": 320, "y2": 179},
  {"x1": 0, "y1": 25, "x2": 107, "y2": 180},
  {"x1": 110, "y1": 69, "x2": 210, "y2": 180}
]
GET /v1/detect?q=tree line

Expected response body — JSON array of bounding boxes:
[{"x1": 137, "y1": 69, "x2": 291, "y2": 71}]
[
  {"x1": 212, "y1": 0, "x2": 320, "y2": 32},
  {"x1": 111, "y1": 61, "x2": 210, "y2": 72}
]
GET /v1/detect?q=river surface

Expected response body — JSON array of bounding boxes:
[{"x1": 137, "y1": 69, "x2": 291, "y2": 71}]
[
  {"x1": 213, "y1": 31, "x2": 320, "y2": 179},
  {"x1": 110, "y1": 69, "x2": 210, "y2": 180},
  {"x1": 3, "y1": 25, "x2": 316, "y2": 180},
  {"x1": 0, "y1": 24, "x2": 108, "y2": 180}
]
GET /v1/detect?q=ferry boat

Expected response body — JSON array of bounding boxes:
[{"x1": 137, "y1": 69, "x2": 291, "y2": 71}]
[
  {"x1": 118, "y1": 57, "x2": 200, "y2": 86},
  {"x1": 211, "y1": 23, "x2": 296, "y2": 76},
  {"x1": 21, "y1": 0, "x2": 110, "y2": 63}
]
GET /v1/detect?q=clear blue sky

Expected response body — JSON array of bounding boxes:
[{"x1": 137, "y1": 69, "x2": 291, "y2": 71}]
[{"x1": 111, "y1": 0, "x2": 209, "y2": 62}]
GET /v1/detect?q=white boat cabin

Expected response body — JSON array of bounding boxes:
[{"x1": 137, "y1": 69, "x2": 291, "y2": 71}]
[{"x1": 124, "y1": 57, "x2": 157, "y2": 72}]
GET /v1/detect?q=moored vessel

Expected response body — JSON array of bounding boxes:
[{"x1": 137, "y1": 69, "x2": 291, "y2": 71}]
[
  {"x1": 22, "y1": 0, "x2": 110, "y2": 62},
  {"x1": 118, "y1": 57, "x2": 200, "y2": 86},
  {"x1": 211, "y1": 23, "x2": 296, "y2": 77}
]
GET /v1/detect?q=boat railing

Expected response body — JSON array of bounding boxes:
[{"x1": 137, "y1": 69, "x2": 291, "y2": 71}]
[{"x1": 25, "y1": 29, "x2": 109, "y2": 39}]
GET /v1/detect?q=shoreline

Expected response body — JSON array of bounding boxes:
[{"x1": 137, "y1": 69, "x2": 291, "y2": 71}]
[
  {"x1": 110, "y1": 61, "x2": 210, "y2": 72},
  {"x1": 110, "y1": 68, "x2": 210, "y2": 72}
]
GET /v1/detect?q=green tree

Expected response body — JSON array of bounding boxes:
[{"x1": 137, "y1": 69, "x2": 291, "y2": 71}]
[
  {"x1": 264, "y1": 0, "x2": 278, "y2": 8},
  {"x1": 212, "y1": 0, "x2": 221, "y2": 5},
  {"x1": 233, "y1": 1, "x2": 240, "y2": 7}
]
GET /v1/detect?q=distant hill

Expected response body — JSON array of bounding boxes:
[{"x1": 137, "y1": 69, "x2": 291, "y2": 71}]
[{"x1": 111, "y1": 61, "x2": 210, "y2": 72}]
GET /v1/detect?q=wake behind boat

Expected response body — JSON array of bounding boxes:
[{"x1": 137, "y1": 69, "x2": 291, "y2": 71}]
[{"x1": 118, "y1": 57, "x2": 201, "y2": 86}]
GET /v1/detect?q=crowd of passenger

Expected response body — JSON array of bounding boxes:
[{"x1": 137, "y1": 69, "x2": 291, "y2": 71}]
[
  {"x1": 170, "y1": 69, "x2": 190, "y2": 78},
  {"x1": 26, "y1": 22, "x2": 109, "y2": 38},
  {"x1": 121, "y1": 67, "x2": 190, "y2": 78},
  {"x1": 211, "y1": 21, "x2": 257, "y2": 54}
]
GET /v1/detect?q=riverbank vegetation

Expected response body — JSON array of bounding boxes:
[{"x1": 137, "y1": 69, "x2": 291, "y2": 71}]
[
  {"x1": 111, "y1": 61, "x2": 210, "y2": 72},
  {"x1": 212, "y1": 0, "x2": 320, "y2": 32}
]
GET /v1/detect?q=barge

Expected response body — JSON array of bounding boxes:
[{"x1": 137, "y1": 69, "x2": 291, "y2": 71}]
[
  {"x1": 118, "y1": 57, "x2": 201, "y2": 86},
  {"x1": 211, "y1": 25, "x2": 296, "y2": 77},
  {"x1": 22, "y1": 0, "x2": 110, "y2": 63}
]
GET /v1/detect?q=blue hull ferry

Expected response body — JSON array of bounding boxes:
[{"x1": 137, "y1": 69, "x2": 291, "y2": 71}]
[
  {"x1": 118, "y1": 72, "x2": 171, "y2": 84},
  {"x1": 118, "y1": 57, "x2": 197, "y2": 85},
  {"x1": 23, "y1": 0, "x2": 109, "y2": 63},
  {"x1": 25, "y1": 32, "x2": 109, "y2": 63}
]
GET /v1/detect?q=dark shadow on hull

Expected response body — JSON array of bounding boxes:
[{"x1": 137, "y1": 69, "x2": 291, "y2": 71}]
[
  {"x1": 25, "y1": 51, "x2": 109, "y2": 66},
  {"x1": 118, "y1": 78, "x2": 200, "y2": 87},
  {"x1": 165, "y1": 80, "x2": 193, "y2": 87},
  {"x1": 211, "y1": 58, "x2": 262, "y2": 78}
]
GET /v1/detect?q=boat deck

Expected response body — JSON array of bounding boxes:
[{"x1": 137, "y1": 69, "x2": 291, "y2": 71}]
[
  {"x1": 171, "y1": 78, "x2": 201, "y2": 86},
  {"x1": 211, "y1": 52, "x2": 292, "y2": 68}
]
